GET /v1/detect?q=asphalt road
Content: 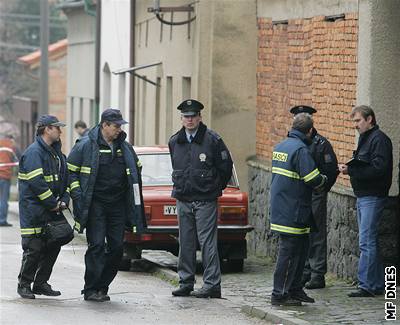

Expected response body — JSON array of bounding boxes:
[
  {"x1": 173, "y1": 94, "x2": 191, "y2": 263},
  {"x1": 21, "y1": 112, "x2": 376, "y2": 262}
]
[{"x1": 0, "y1": 206, "x2": 267, "y2": 325}]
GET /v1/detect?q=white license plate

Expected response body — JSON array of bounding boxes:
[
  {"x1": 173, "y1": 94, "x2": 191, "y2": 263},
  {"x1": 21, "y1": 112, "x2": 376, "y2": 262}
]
[{"x1": 164, "y1": 205, "x2": 177, "y2": 215}]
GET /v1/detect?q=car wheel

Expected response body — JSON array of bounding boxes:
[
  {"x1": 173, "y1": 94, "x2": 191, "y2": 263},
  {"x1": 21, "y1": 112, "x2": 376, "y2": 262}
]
[{"x1": 227, "y1": 259, "x2": 244, "y2": 272}]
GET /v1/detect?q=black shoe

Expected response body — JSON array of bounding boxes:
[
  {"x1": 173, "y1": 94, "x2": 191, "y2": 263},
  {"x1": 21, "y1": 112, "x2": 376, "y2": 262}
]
[
  {"x1": 32, "y1": 283, "x2": 61, "y2": 296},
  {"x1": 190, "y1": 287, "x2": 221, "y2": 298},
  {"x1": 98, "y1": 289, "x2": 110, "y2": 301},
  {"x1": 0, "y1": 222, "x2": 12, "y2": 227},
  {"x1": 348, "y1": 288, "x2": 374, "y2": 297},
  {"x1": 172, "y1": 286, "x2": 193, "y2": 297},
  {"x1": 271, "y1": 296, "x2": 302, "y2": 306},
  {"x1": 301, "y1": 274, "x2": 311, "y2": 286},
  {"x1": 305, "y1": 277, "x2": 325, "y2": 289},
  {"x1": 290, "y1": 290, "x2": 315, "y2": 303},
  {"x1": 84, "y1": 292, "x2": 106, "y2": 302},
  {"x1": 17, "y1": 286, "x2": 35, "y2": 299}
]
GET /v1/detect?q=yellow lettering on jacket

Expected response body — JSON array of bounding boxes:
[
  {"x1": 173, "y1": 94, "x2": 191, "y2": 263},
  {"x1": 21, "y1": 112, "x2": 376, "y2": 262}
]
[{"x1": 272, "y1": 151, "x2": 288, "y2": 162}]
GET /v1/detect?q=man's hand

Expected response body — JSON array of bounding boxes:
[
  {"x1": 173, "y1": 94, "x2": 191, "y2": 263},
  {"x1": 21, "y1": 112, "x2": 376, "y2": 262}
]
[
  {"x1": 50, "y1": 201, "x2": 61, "y2": 212},
  {"x1": 338, "y1": 164, "x2": 348, "y2": 175}
]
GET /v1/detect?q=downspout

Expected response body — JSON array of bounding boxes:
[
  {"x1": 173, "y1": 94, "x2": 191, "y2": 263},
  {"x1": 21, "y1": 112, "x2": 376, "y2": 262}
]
[
  {"x1": 129, "y1": 0, "x2": 136, "y2": 144},
  {"x1": 94, "y1": 0, "x2": 101, "y2": 122}
]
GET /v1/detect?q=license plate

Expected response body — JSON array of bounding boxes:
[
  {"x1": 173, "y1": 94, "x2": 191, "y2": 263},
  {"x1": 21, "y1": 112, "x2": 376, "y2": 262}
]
[{"x1": 164, "y1": 205, "x2": 177, "y2": 215}]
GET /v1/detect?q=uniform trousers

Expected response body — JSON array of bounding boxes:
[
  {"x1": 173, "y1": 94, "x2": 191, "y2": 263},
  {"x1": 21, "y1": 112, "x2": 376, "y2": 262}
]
[
  {"x1": 176, "y1": 200, "x2": 220, "y2": 289},
  {"x1": 84, "y1": 199, "x2": 126, "y2": 295},
  {"x1": 272, "y1": 233, "x2": 309, "y2": 299},
  {"x1": 18, "y1": 236, "x2": 61, "y2": 288},
  {"x1": 303, "y1": 191, "x2": 327, "y2": 280}
]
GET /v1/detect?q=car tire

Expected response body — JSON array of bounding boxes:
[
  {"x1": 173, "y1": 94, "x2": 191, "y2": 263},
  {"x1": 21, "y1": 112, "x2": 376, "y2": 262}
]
[{"x1": 227, "y1": 259, "x2": 244, "y2": 272}]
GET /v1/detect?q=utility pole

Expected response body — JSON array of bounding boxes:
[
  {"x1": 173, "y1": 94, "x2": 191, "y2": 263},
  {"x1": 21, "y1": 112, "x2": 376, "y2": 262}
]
[{"x1": 39, "y1": 0, "x2": 49, "y2": 115}]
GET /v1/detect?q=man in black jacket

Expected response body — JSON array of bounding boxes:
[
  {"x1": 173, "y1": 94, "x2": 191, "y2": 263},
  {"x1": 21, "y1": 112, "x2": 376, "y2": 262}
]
[
  {"x1": 339, "y1": 105, "x2": 393, "y2": 297},
  {"x1": 68, "y1": 109, "x2": 146, "y2": 302},
  {"x1": 169, "y1": 99, "x2": 233, "y2": 299},
  {"x1": 290, "y1": 105, "x2": 339, "y2": 289}
]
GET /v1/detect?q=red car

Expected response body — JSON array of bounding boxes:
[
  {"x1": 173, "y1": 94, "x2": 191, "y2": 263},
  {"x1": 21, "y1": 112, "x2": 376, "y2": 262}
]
[{"x1": 120, "y1": 146, "x2": 253, "y2": 271}]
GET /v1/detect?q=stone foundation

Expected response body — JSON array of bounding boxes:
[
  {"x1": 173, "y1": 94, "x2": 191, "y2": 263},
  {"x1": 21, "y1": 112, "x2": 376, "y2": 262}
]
[{"x1": 247, "y1": 158, "x2": 400, "y2": 281}]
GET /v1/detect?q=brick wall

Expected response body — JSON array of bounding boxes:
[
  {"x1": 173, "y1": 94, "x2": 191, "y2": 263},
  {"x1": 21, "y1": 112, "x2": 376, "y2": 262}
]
[{"x1": 257, "y1": 13, "x2": 358, "y2": 186}]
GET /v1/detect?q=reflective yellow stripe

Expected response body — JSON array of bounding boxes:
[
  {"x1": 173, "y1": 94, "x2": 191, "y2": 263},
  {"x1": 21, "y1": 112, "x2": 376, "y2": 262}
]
[
  {"x1": 137, "y1": 160, "x2": 142, "y2": 168},
  {"x1": 54, "y1": 174, "x2": 59, "y2": 181},
  {"x1": 66, "y1": 187, "x2": 70, "y2": 193},
  {"x1": 38, "y1": 189, "x2": 52, "y2": 201},
  {"x1": 303, "y1": 168, "x2": 320, "y2": 182},
  {"x1": 99, "y1": 149, "x2": 112, "y2": 153},
  {"x1": 68, "y1": 163, "x2": 80, "y2": 172},
  {"x1": 117, "y1": 149, "x2": 122, "y2": 153},
  {"x1": 271, "y1": 223, "x2": 310, "y2": 234},
  {"x1": 126, "y1": 168, "x2": 131, "y2": 175},
  {"x1": 80, "y1": 166, "x2": 91, "y2": 174},
  {"x1": 70, "y1": 181, "x2": 80, "y2": 190},
  {"x1": 132, "y1": 226, "x2": 136, "y2": 233},
  {"x1": 272, "y1": 167, "x2": 300, "y2": 179},
  {"x1": 20, "y1": 227, "x2": 42, "y2": 235},
  {"x1": 74, "y1": 221, "x2": 81, "y2": 232},
  {"x1": 44, "y1": 175, "x2": 53, "y2": 182},
  {"x1": 18, "y1": 168, "x2": 43, "y2": 180}
]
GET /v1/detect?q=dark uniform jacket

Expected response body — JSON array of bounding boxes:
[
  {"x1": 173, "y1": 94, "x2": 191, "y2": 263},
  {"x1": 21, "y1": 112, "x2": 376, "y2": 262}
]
[
  {"x1": 310, "y1": 129, "x2": 339, "y2": 192},
  {"x1": 168, "y1": 122, "x2": 233, "y2": 202},
  {"x1": 67, "y1": 125, "x2": 146, "y2": 234},
  {"x1": 270, "y1": 130, "x2": 326, "y2": 236},
  {"x1": 348, "y1": 125, "x2": 392, "y2": 197},
  {"x1": 18, "y1": 136, "x2": 69, "y2": 237}
]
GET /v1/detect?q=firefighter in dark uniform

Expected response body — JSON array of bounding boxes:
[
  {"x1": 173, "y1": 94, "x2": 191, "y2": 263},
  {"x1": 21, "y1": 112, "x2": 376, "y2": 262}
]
[
  {"x1": 290, "y1": 105, "x2": 339, "y2": 289},
  {"x1": 270, "y1": 113, "x2": 327, "y2": 306},
  {"x1": 67, "y1": 109, "x2": 146, "y2": 302},
  {"x1": 169, "y1": 99, "x2": 233, "y2": 298},
  {"x1": 17, "y1": 115, "x2": 69, "y2": 299}
]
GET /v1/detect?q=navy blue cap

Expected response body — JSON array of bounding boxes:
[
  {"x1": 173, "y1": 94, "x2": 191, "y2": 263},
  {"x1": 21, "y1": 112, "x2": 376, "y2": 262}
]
[
  {"x1": 101, "y1": 109, "x2": 128, "y2": 125},
  {"x1": 37, "y1": 115, "x2": 66, "y2": 127},
  {"x1": 177, "y1": 99, "x2": 204, "y2": 117},
  {"x1": 290, "y1": 105, "x2": 317, "y2": 115}
]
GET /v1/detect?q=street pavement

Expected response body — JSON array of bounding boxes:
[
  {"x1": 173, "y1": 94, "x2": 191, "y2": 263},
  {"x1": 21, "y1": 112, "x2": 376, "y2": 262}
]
[
  {"x1": 0, "y1": 202, "x2": 267, "y2": 325},
  {"x1": 3, "y1": 201, "x2": 399, "y2": 325}
]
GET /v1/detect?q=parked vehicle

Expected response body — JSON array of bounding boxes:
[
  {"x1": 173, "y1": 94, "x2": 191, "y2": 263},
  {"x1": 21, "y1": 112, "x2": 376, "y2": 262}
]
[{"x1": 120, "y1": 146, "x2": 253, "y2": 272}]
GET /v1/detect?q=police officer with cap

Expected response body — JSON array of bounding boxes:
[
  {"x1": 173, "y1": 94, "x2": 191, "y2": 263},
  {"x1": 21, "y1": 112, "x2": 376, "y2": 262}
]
[
  {"x1": 290, "y1": 105, "x2": 339, "y2": 289},
  {"x1": 67, "y1": 108, "x2": 146, "y2": 302},
  {"x1": 17, "y1": 115, "x2": 69, "y2": 299},
  {"x1": 169, "y1": 99, "x2": 233, "y2": 298}
]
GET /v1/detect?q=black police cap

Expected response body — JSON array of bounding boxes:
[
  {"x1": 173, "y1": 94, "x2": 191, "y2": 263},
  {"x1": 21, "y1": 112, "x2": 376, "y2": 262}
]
[
  {"x1": 37, "y1": 114, "x2": 66, "y2": 127},
  {"x1": 177, "y1": 99, "x2": 204, "y2": 116},
  {"x1": 101, "y1": 108, "x2": 128, "y2": 125},
  {"x1": 289, "y1": 105, "x2": 317, "y2": 115}
]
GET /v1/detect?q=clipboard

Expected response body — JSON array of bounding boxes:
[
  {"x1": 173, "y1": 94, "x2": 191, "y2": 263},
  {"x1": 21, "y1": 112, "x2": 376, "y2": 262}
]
[{"x1": 345, "y1": 157, "x2": 369, "y2": 166}]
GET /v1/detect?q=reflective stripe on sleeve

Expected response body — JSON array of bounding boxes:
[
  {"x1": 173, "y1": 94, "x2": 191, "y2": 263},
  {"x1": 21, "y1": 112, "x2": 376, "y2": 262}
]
[
  {"x1": 126, "y1": 168, "x2": 131, "y2": 175},
  {"x1": 18, "y1": 168, "x2": 44, "y2": 180},
  {"x1": 70, "y1": 181, "x2": 80, "y2": 191},
  {"x1": 38, "y1": 189, "x2": 52, "y2": 201},
  {"x1": 271, "y1": 167, "x2": 300, "y2": 179},
  {"x1": 20, "y1": 227, "x2": 42, "y2": 235},
  {"x1": 80, "y1": 166, "x2": 91, "y2": 174},
  {"x1": 303, "y1": 168, "x2": 320, "y2": 183},
  {"x1": 67, "y1": 163, "x2": 80, "y2": 172},
  {"x1": 270, "y1": 223, "x2": 310, "y2": 235}
]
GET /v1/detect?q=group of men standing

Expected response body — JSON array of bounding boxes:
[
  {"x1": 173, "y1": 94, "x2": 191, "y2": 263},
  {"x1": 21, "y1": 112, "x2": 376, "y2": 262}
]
[
  {"x1": 16, "y1": 100, "x2": 233, "y2": 302},
  {"x1": 270, "y1": 105, "x2": 393, "y2": 306},
  {"x1": 13, "y1": 99, "x2": 394, "y2": 306}
]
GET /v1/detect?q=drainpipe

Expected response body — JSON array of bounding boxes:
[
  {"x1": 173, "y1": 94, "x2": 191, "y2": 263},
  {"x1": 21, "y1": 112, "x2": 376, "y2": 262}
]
[
  {"x1": 129, "y1": 0, "x2": 136, "y2": 144},
  {"x1": 94, "y1": 0, "x2": 101, "y2": 122}
]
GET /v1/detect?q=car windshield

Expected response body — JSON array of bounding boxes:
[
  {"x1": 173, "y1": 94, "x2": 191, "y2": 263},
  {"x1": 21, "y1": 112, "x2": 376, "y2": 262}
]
[{"x1": 138, "y1": 153, "x2": 239, "y2": 188}]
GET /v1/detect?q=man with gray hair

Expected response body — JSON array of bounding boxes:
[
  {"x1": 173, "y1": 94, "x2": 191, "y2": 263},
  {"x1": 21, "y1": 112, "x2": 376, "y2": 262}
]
[{"x1": 270, "y1": 112, "x2": 327, "y2": 306}]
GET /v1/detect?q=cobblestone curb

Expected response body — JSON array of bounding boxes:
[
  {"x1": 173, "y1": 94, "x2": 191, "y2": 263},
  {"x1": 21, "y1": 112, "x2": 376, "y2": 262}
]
[{"x1": 153, "y1": 265, "x2": 311, "y2": 325}]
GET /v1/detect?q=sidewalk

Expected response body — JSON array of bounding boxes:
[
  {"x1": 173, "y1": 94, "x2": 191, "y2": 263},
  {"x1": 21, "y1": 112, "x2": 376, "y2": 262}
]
[{"x1": 7, "y1": 202, "x2": 397, "y2": 324}]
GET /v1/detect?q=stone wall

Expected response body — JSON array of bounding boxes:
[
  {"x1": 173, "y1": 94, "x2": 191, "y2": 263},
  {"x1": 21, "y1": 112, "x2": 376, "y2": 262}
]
[{"x1": 248, "y1": 159, "x2": 400, "y2": 281}]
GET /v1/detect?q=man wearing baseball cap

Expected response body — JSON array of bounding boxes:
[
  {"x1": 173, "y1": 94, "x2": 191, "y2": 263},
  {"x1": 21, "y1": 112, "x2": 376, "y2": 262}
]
[
  {"x1": 67, "y1": 109, "x2": 146, "y2": 302},
  {"x1": 17, "y1": 115, "x2": 69, "y2": 299}
]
